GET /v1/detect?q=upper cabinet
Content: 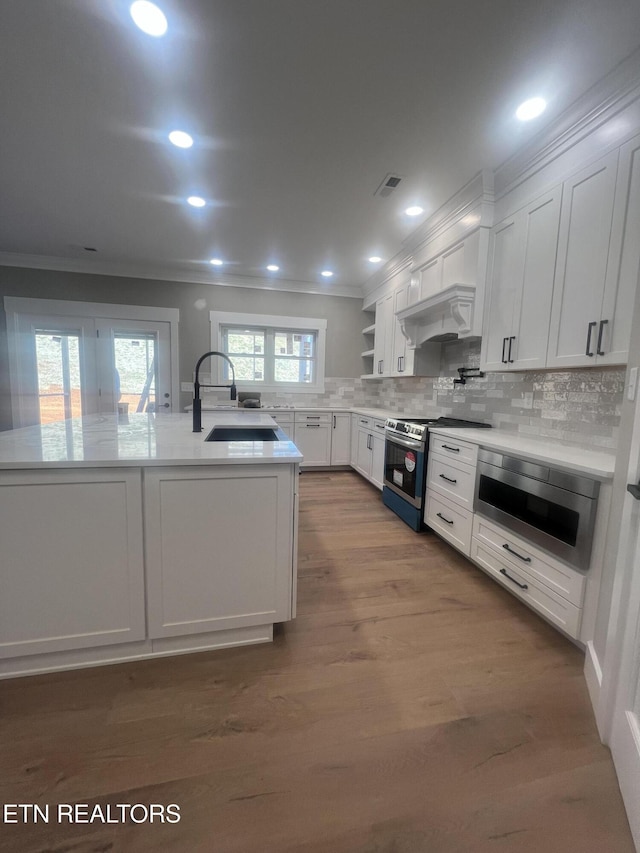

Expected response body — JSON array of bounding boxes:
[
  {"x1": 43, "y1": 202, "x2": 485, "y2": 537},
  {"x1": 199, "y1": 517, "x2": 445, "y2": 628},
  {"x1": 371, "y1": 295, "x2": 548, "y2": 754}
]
[
  {"x1": 546, "y1": 152, "x2": 620, "y2": 368},
  {"x1": 482, "y1": 132, "x2": 640, "y2": 372},
  {"x1": 481, "y1": 187, "x2": 562, "y2": 371}
]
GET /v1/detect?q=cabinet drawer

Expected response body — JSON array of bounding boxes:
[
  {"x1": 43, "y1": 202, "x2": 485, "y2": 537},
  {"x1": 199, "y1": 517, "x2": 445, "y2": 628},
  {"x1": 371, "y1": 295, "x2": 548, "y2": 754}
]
[
  {"x1": 430, "y1": 435, "x2": 478, "y2": 465},
  {"x1": 356, "y1": 416, "x2": 372, "y2": 429},
  {"x1": 269, "y1": 414, "x2": 294, "y2": 428},
  {"x1": 473, "y1": 515, "x2": 585, "y2": 606},
  {"x1": 372, "y1": 419, "x2": 387, "y2": 435},
  {"x1": 294, "y1": 412, "x2": 331, "y2": 425},
  {"x1": 425, "y1": 491, "x2": 473, "y2": 556},
  {"x1": 470, "y1": 539, "x2": 581, "y2": 638},
  {"x1": 427, "y1": 454, "x2": 476, "y2": 509}
]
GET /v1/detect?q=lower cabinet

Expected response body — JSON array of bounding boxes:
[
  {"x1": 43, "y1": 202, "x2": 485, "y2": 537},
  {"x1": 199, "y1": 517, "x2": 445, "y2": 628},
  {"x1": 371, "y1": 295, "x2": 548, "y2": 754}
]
[
  {"x1": 143, "y1": 464, "x2": 295, "y2": 639},
  {"x1": 330, "y1": 413, "x2": 351, "y2": 465},
  {"x1": 425, "y1": 490, "x2": 473, "y2": 555},
  {"x1": 0, "y1": 468, "x2": 146, "y2": 660},
  {"x1": 294, "y1": 412, "x2": 332, "y2": 466},
  {"x1": 470, "y1": 535, "x2": 582, "y2": 639},
  {"x1": 425, "y1": 434, "x2": 589, "y2": 641},
  {"x1": 352, "y1": 415, "x2": 386, "y2": 489}
]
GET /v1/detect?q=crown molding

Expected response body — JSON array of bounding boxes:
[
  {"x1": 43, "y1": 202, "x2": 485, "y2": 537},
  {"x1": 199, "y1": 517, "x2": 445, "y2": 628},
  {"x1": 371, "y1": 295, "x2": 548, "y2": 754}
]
[
  {"x1": 362, "y1": 170, "x2": 494, "y2": 303},
  {"x1": 495, "y1": 46, "x2": 640, "y2": 198},
  {"x1": 0, "y1": 252, "x2": 364, "y2": 300},
  {"x1": 402, "y1": 170, "x2": 494, "y2": 256}
]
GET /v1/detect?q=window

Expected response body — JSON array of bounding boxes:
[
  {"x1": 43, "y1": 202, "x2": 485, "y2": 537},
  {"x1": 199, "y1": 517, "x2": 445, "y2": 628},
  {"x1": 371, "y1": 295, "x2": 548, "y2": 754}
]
[{"x1": 210, "y1": 312, "x2": 326, "y2": 393}]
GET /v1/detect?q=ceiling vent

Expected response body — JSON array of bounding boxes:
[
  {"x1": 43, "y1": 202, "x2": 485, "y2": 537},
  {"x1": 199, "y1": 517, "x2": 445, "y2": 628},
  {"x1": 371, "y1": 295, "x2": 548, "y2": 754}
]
[{"x1": 374, "y1": 173, "x2": 403, "y2": 198}]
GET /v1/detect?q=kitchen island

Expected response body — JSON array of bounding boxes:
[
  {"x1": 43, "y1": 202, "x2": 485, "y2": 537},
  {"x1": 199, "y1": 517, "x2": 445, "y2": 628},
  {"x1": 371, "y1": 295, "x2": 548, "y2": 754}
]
[{"x1": 0, "y1": 413, "x2": 302, "y2": 679}]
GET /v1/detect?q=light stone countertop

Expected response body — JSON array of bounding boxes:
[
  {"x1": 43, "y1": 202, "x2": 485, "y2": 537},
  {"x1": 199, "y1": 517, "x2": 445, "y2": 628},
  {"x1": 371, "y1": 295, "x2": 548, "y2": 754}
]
[
  {"x1": 428, "y1": 427, "x2": 616, "y2": 480},
  {"x1": 0, "y1": 413, "x2": 303, "y2": 469}
]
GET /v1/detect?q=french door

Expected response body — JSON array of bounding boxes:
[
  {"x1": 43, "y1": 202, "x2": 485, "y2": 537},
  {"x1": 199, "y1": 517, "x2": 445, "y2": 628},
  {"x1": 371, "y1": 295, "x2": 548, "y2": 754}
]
[{"x1": 5, "y1": 299, "x2": 178, "y2": 428}]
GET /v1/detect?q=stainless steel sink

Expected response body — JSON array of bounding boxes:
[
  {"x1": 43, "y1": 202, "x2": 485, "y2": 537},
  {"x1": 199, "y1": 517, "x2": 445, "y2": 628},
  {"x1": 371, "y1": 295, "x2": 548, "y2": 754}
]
[{"x1": 204, "y1": 426, "x2": 279, "y2": 441}]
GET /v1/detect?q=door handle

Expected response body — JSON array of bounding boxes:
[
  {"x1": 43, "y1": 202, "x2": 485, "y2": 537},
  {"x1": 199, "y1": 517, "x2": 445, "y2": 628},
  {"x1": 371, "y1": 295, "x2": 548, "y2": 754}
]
[
  {"x1": 367, "y1": 434, "x2": 372, "y2": 450},
  {"x1": 162, "y1": 403, "x2": 170, "y2": 408},
  {"x1": 333, "y1": 415, "x2": 336, "y2": 428},
  {"x1": 500, "y1": 568, "x2": 528, "y2": 590},
  {"x1": 508, "y1": 336, "x2": 515, "y2": 363},
  {"x1": 585, "y1": 321, "x2": 597, "y2": 357},
  {"x1": 596, "y1": 319, "x2": 608, "y2": 356},
  {"x1": 501, "y1": 337, "x2": 508, "y2": 364}
]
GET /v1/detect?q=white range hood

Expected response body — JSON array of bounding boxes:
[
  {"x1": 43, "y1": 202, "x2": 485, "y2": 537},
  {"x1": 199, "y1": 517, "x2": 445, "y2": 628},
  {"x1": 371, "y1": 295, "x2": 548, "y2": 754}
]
[{"x1": 396, "y1": 283, "x2": 477, "y2": 347}]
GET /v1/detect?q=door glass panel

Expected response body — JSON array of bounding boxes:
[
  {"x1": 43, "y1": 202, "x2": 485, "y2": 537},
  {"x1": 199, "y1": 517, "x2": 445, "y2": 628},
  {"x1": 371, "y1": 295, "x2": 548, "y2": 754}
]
[
  {"x1": 35, "y1": 331, "x2": 83, "y2": 423},
  {"x1": 113, "y1": 333, "x2": 157, "y2": 413}
]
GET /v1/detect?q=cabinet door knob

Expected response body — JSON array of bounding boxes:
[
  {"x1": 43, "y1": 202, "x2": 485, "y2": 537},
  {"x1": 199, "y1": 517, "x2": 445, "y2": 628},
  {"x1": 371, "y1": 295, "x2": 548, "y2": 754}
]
[
  {"x1": 596, "y1": 319, "x2": 608, "y2": 356},
  {"x1": 585, "y1": 321, "x2": 597, "y2": 356}
]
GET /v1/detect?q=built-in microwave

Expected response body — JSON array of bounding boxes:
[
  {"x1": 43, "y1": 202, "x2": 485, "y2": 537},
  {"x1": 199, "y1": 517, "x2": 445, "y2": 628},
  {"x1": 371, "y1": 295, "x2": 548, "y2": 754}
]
[{"x1": 474, "y1": 448, "x2": 600, "y2": 571}]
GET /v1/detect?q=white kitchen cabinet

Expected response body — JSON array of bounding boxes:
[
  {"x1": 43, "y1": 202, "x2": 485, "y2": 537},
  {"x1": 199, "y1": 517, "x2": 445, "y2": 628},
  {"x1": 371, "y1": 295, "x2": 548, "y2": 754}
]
[
  {"x1": 0, "y1": 468, "x2": 146, "y2": 659},
  {"x1": 481, "y1": 187, "x2": 562, "y2": 372},
  {"x1": 294, "y1": 412, "x2": 332, "y2": 467},
  {"x1": 330, "y1": 412, "x2": 351, "y2": 465},
  {"x1": 353, "y1": 415, "x2": 386, "y2": 489},
  {"x1": 350, "y1": 413, "x2": 360, "y2": 467},
  {"x1": 373, "y1": 293, "x2": 394, "y2": 376},
  {"x1": 144, "y1": 464, "x2": 295, "y2": 639},
  {"x1": 424, "y1": 436, "x2": 478, "y2": 556},
  {"x1": 355, "y1": 427, "x2": 373, "y2": 479},
  {"x1": 370, "y1": 428, "x2": 386, "y2": 490},
  {"x1": 371, "y1": 281, "x2": 441, "y2": 378},
  {"x1": 598, "y1": 132, "x2": 640, "y2": 365},
  {"x1": 546, "y1": 151, "x2": 620, "y2": 367}
]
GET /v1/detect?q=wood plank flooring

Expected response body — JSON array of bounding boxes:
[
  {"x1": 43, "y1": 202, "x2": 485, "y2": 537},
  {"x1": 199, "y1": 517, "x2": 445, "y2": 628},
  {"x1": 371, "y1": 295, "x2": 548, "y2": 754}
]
[{"x1": 0, "y1": 471, "x2": 634, "y2": 852}]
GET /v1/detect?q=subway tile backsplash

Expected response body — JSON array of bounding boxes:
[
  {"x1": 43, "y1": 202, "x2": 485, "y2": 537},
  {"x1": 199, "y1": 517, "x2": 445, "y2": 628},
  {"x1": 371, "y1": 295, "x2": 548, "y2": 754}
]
[{"x1": 201, "y1": 339, "x2": 624, "y2": 450}]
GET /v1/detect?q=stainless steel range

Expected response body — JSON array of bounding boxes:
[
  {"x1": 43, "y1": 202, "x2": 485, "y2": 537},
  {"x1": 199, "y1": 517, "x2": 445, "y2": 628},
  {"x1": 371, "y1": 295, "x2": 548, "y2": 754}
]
[{"x1": 382, "y1": 416, "x2": 491, "y2": 531}]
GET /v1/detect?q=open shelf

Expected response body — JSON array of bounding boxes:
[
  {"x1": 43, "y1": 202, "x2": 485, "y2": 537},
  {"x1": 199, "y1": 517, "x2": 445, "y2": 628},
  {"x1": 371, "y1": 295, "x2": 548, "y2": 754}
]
[
  {"x1": 362, "y1": 324, "x2": 376, "y2": 335},
  {"x1": 361, "y1": 349, "x2": 375, "y2": 358}
]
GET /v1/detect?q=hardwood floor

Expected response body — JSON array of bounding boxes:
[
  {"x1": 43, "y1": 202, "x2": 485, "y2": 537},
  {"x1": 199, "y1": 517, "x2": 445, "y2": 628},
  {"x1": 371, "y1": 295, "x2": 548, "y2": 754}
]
[{"x1": 0, "y1": 471, "x2": 634, "y2": 852}]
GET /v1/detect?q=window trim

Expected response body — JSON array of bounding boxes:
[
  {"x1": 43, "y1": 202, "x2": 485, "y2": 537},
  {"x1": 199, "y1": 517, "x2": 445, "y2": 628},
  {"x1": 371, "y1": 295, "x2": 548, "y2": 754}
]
[{"x1": 209, "y1": 311, "x2": 326, "y2": 393}]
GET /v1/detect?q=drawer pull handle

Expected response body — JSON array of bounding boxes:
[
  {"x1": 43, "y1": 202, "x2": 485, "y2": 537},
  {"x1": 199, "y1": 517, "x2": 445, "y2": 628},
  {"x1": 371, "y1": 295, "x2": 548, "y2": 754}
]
[
  {"x1": 375, "y1": 423, "x2": 385, "y2": 430},
  {"x1": 306, "y1": 415, "x2": 321, "y2": 419},
  {"x1": 502, "y1": 543, "x2": 531, "y2": 563},
  {"x1": 436, "y1": 512, "x2": 454, "y2": 525},
  {"x1": 306, "y1": 424, "x2": 320, "y2": 428},
  {"x1": 500, "y1": 568, "x2": 528, "y2": 590},
  {"x1": 441, "y1": 444, "x2": 460, "y2": 453},
  {"x1": 439, "y1": 473, "x2": 457, "y2": 484}
]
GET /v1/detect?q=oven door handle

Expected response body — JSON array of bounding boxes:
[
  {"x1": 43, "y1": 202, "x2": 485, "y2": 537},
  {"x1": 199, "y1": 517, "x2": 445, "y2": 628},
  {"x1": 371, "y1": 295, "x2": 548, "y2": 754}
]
[{"x1": 385, "y1": 433, "x2": 424, "y2": 451}]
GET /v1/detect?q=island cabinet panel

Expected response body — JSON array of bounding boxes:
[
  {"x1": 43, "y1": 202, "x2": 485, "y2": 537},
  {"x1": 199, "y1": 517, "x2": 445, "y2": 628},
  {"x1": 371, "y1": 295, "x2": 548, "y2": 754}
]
[
  {"x1": 0, "y1": 468, "x2": 145, "y2": 658},
  {"x1": 143, "y1": 465, "x2": 295, "y2": 639}
]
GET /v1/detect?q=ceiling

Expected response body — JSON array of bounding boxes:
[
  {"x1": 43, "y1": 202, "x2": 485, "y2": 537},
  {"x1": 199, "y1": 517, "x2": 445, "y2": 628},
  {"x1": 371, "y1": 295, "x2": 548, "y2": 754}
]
[{"x1": 2, "y1": 0, "x2": 640, "y2": 295}]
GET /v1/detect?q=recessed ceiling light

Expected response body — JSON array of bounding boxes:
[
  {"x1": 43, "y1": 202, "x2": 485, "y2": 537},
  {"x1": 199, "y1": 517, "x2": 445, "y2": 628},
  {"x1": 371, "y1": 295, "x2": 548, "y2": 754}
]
[
  {"x1": 321, "y1": 270, "x2": 334, "y2": 278},
  {"x1": 210, "y1": 258, "x2": 224, "y2": 266},
  {"x1": 368, "y1": 256, "x2": 382, "y2": 264},
  {"x1": 405, "y1": 206, "x2": 424, "y2": 217},
  {"x1": 168, "y1": 130, "x2": 193, "y2": 149},
  {"x1": 266, "y1": 264, "x2": 280, "y2": 272},
  {"x1": 516, "y1": 97, "x2": 547, "y2": 121},
  {"x1": 130, "y1": 1, "x2": 168, "y2": 37},
  {"x1": 187, "y1": 196, "x2": 206, "y2": 208}
]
